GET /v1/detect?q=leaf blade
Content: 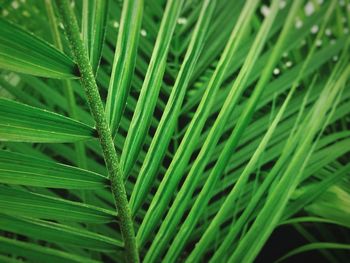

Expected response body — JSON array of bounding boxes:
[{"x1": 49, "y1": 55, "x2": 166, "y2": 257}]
[
  {"x1": 0, "y1": 99, "x2": 95, "y2": 143},
  {"x1": 82, "y1": 0, "x2": 110, "y2": 73},
  {"x1": 120, "y1": 0, "x2": 184, "y2": 177},
  {"x1": 0, "y1": 186, "x2": 115, "y2": 223},
  {"x1": 0, "y1": 214, "x2": 122, "y2": 251},
  {"x1": 0, "y1": 19, "x2": 77, "y2": 79},
  {"x1": 105, "y1": 0, "x2": 143, "y2": 134},
  {"x1": 0, "y1": 236, "x2": 100, "y2": 263},
  {"x1": 129, "y1": 0, "x2": 216, "y2": 214},
  {"x1": 0, "y1": 150, "x2": 108, "y2": 189}
]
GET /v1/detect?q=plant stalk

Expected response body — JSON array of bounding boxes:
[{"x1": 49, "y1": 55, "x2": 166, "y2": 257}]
[
  {"x1": 45, "y1": 0, "x2": 87, "y2": 169},
  {"x1": 55, "y1": 1, "x2": 139, "y2": 262}
]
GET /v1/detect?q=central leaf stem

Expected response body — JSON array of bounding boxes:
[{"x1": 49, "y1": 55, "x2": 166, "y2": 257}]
[{"x1": 55, "y1": 1, "x2": 139, "y2": 262}]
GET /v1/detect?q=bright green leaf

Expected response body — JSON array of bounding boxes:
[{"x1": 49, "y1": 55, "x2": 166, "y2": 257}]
[
  {"x1": 0, "y1": 99, "x2": 95, "y2": 143},
  {"x1": 0, "y1": 150, "x2": 108, "y2": 189},
  {"x1": 0, "y1": 19, "x2": 77, "y2": 79}
]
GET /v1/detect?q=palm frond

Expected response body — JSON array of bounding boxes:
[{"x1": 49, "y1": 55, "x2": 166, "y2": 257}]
[{"x1": 0, "y1": 0, "x2": 349, "y2": 262}]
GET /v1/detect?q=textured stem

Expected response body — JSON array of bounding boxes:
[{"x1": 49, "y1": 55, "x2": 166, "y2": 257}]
[
  {"x1": 55, "y1": 1, "x2": 139, "y2": 262},
  {"x1": 45, "y1": 0, "x2": 87, "y2": 169}
]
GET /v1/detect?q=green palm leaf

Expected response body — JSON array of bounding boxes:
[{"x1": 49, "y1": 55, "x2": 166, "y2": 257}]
[
  {"x1": 0, "y1": 150, "x2": 107, "y2": 189},
  {"x1": 0, "y1": 0, "x2": 349, "y2": 262},
  {"x1": 105, "y1": 0, "x2": 143, "y2": 135},
  {"x1": 0, "y1": 186, "x2": 115, "y2": 223},
  {"x1": 0, "y1": 236, "x2": 100, "y2": 263},
  {"x1": 0, "y1": 98, "x2": 95, "y2": 143},
  {"x1": 82, "y1": 0, "x2": 110, "y2": 74},
  {"x1": 0, "y1": 19, "x2": 77, "y2": 79},
  {"x1": 120, "y1": 0, "x2": 184, "y2": 177},
  {"x1": 0, "y1": 214, "x2": 123, "y2": 251}
]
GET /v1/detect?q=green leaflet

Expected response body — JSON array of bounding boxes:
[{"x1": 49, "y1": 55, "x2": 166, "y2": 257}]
[
  {"x1": 137, "y1": 0, "x2": 260, "y2": 247},
  {"x1": 0, "y1": 236, "x2": 100, "y2": 263},
  {"x1": 120, "y1": 0, "x2": 184, "y2": 177},
  {"x1": 0, "y1": 99, "x2": 95, "y2": 143},
  {"x1": 187, "y1": 2, "x2": 341, "y2": 260},
  {"x1": 187, "y1": 2, "x2": 331, "y2": 121},
  {"x1": 0, "y1": 214, "x2": 122, "y2": 251},
  {"x1": 281, "y1": 216, "x2": 350, "y2": 229},
  {"x1": 166, "y1": 0, "x2": 303, "y2": 256},
  {"x1": 284, "y1": 162, "x2": 350, "y2": 220},
  {"x1": 228, "y1": 62, "x2": 349, "y2": 263},
  {"x1": 184, "y1": 2, "x2": 289, "y2": 111},
  {"x1": 0, "y1": 186, "x2": 116, "y2": 223},
  {"x1": 174, "y1": 36, "x2": 347, "y2": 202},
  {"x1": 0, "y1": 19, "x2": 77, "y2": 79},
  {"x1": 105, "y1": 0, "x2": 143, "y2": 135},
  {"x1": 192, "y1": 129, "x2": 350, "y2": 253},
  {"x1": 305, "y1": 185, "x2": 350, "y2": 229},
  {"x1": 82, "y1": 0, "x2": 110, "y2": 74},
  {"x1": 0, "y1": 150, "x2": 108, "y2": 189},
  {"x1": 129, "y1": 0, "x2": 216, "y2": 215},
  {"x1": 275, "y1": 243, "x2": 350, "y2": 263},
  {"x1": 1, "y1": 0, "x2": 349, "y2": 262},
  {"x1": 144, "y1": 0, "x2": 284, "y2": 260}
]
